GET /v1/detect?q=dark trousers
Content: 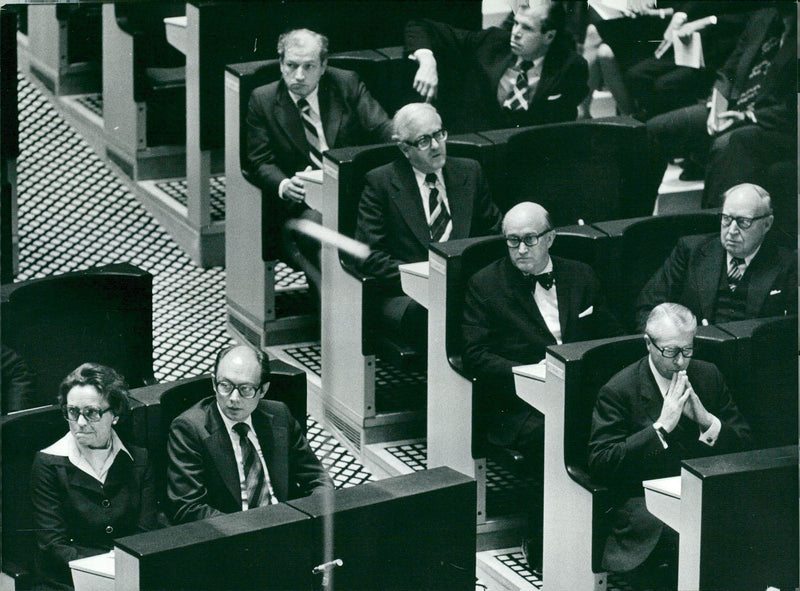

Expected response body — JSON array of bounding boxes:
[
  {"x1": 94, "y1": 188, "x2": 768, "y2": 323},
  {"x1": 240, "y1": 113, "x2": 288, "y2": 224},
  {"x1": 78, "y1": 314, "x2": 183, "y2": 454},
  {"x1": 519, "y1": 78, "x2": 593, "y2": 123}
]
[
  {"x1": 378, "y1": 295, "x2": 428, "y2": 353},
  {"x1": 626, "y1": 57, "x2": 712, "y2": 119}
]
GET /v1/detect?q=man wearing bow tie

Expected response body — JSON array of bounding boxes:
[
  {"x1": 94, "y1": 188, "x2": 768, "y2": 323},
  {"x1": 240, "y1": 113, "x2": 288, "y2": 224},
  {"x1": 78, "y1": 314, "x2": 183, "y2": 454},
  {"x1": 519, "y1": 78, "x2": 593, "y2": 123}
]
[
  {"x1": 635, "y1": 183, "x2": 797, "y2": 332},
  {"x1": 461, "y1": 201, "x2": 622, "y2": 572},
  {"x1": 404, "y1": 0, "x2": 588, "y2": 133}
]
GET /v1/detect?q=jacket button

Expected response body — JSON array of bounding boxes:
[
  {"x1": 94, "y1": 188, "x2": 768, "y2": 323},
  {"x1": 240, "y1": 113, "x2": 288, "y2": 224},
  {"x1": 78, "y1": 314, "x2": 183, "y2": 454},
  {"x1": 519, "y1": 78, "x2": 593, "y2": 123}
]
[
  {"x1": 105, "y1": 526, "x2": 114, "y2": 534},
  {"x1": 102, "y1": 499, "x2": 111, "y2": 508}
]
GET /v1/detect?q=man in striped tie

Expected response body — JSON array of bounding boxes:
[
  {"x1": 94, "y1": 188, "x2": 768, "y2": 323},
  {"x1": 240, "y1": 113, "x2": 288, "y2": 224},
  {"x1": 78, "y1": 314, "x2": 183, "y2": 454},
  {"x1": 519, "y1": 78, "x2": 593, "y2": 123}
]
[
  {"x1": 636, "y1": 183, "x2": 797, "y2": 331},
  {"x1": 166, "y1": 344, "x2": 333, "y2": 524},
  {"x1": 246, "y1": 29, "x2": 393, "y2": 302},
  {"x1": 355, "y1": 103, "x2": 502, "y2": 352}
]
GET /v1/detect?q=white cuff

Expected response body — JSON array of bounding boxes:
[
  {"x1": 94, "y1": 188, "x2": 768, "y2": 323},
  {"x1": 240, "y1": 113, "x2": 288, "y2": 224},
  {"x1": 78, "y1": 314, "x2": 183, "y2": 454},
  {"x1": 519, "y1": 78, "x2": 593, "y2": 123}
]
[
  {"x1": 699, "y1": 415, "x2": 722, "y2": 446},
  {"x1": 278, "y1": 178, "x2": 291, "y2": 200}
]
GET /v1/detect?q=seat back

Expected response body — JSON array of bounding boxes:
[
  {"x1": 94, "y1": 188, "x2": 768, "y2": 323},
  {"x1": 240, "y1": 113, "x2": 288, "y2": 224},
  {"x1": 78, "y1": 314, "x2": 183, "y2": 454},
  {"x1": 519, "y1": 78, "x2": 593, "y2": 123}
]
[
  {"x1": 619, "y1": 213, "x2": 720, "y2": 330},
  {"x1": 495, "y1": 117, "x2": 649, "y2": 224},
  {"x1": 1, "y1": 9, "x2": 17, "y2": 284},
  {"x1": 1, "y1": 263, "x2": 155, "y2": 412}
]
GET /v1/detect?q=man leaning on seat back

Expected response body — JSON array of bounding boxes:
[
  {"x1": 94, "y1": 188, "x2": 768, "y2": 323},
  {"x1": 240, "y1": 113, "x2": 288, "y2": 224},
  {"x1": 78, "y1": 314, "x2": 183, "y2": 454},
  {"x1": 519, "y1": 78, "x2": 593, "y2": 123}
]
[
  {"x1": 635, "y1": 183, "x2": 797, "y2": 332},
  {"x1": 166, "y1": 345, "x2": 333, "y2": 524},
  {"x1": 589, "y1": 303, "x2": 751, "y2": 591}
]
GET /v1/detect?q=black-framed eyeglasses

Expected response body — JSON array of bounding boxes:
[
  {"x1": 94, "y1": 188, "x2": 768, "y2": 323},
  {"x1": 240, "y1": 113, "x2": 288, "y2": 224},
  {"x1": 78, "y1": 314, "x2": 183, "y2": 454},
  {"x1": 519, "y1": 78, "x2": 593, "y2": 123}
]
[
  {"x1": 214, "y1": 379, "x2": 261, "y2": 399},
  {"x1": 720, "y1": 213, "x2": 770, "y2": 230},
  {"x1": 403, "y1": 128, "x2": 447, "y2": 150},
  {"x1": 646, "y1": 337, "x2": 694, "y2": 359},
  {"x1": 62, "y1": 405, "x2": 114, "y2": 423},
  {"x1": 505, "y1": 228, "x2": 552, "y2": 248}
]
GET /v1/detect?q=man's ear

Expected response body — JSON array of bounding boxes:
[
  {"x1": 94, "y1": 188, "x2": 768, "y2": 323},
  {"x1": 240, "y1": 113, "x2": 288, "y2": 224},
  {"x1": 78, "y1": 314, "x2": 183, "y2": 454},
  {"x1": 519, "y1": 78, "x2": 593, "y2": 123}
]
[
  {"x1": 397, "y1": 142, "x2": 411, "y2": 159},
  {"x1": 259, "y1": 382, "x2": 271, "y2": 399},
  {"x1": 319, "y1": 59, "x2": 328, "y2": 74},
  {"x1": 544, "y1": 29, "x2": 557, "y2": 46}
]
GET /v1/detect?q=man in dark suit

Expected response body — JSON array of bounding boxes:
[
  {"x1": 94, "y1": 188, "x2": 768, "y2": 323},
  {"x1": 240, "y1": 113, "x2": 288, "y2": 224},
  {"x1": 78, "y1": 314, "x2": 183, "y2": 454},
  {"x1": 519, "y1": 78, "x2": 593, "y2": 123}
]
[
  {"x1": 461, "y1": 201, "x2": 622, "y2": 573},
  {"x1": 355, "y1": 102, "x2": 502, "y2": 351},
  {"x1": 246, "y1": 29, "x2": 393, "y2": 298},
  {"x1": 404, "y1": 1, "x2": 588, "y2": 133},
  {"x1": 166, "y1": 345, "x2": 333, "y2": 524},
  {"x1": 589, "y1": 303, "x2": 751, "y2": 590},
  {"x1": 635, "y1": 183, "x2": 797, "y2": 331},
  {"x1": 644, "y1": 4, "x2": 796, "y2": 207}
]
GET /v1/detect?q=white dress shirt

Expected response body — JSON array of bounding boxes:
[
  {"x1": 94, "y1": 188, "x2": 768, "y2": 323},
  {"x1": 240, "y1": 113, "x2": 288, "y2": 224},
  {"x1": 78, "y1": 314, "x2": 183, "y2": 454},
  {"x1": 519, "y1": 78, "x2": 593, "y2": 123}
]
[
  {"x1": 529, "y1": 257, "x2": 562, "y2": 344},
  {"x1": 412, "y1": 167, "x2": 452, "y2": 242}
]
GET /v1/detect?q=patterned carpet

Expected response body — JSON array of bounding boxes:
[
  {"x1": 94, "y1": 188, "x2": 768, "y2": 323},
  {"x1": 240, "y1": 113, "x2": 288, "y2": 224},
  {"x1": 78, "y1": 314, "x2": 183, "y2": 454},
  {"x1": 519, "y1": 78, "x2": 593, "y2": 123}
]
[{"x1": 14, "y1": 72, "x2": 371, "y2": 489}]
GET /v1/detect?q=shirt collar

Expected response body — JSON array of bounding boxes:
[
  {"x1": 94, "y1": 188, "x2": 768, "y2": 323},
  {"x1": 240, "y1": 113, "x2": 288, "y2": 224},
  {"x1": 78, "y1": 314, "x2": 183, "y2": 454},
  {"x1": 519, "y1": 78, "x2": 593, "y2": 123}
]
[
  {"x1": 412, "y1": 166, "x2": 444, "y2": 188},
  {"x1": 647, "y1": 356, "x2": 674, "y2": 396},
  {"x1": 727, "y1": 243, "x2": 761, "y2": 268},
  {"x1": 42, "y1": 430, "x2": 131, "y2": 460},
  {"x1": 288, "y1": 86, "x2": 321, "y2": 114},
  {"x1": 216, "y1": 401, "x2": 256, "y2": 436},
  {"x1": 516, "y1": 56, "x2": 545, "y2": 71},
  {"x1": 521, "y1": 257, "x2": 553, "y2": 277}
]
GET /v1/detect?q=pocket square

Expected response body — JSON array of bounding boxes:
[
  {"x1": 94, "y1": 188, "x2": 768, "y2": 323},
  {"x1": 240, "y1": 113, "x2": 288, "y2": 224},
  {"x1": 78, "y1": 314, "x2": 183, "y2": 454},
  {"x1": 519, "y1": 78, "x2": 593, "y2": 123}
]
[
  {"x1": 578, "y1": 306, "x2": 593, "y2": 318},
  {"x1": 547, "y1": 93, "x2": 562, "y2": 101},
  {"x1": 770, "y1": 289, "x2": 782, "y2": 295}
]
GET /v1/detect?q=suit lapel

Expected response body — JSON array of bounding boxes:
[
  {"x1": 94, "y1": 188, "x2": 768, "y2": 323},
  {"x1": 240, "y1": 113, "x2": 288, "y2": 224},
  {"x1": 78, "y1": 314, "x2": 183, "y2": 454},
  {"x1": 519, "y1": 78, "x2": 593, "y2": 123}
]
[
  {"x1": 442, "y1": 161, "x2": 472, "y2": 239},
  {"x1": 318, "y1": 74, "x2": 343, "y2": 149},
  {"x1": 695, "y1": 241, "x2": 725, "y2": 320},
  {"x1": 205, "y1": 405, "x2": 241, "y2": 506},
  {"x1": 274, "y1": 83, "x2": 311, "y2": 161},
  {"x1": 391, "y1": 160, "x2": 432, "y2": 248},
  {"x1": 505, "y1": 260, "x2": 554, "y2": 341},
  {"x1": 552, "y1": 259, "x2": 572, "y2": 339},
  {"x1": 638, "y1": 360, "x2": 665, "y2": 424},
  {"x1": 744, "y1": 242, "x2": 781, "y2": 315},
  {"x1": 489, "y1": 52, "x2": 516, "y2": 99},
  {"x1": 251, "y1": 405, "x2": 285, "y2": 500}
]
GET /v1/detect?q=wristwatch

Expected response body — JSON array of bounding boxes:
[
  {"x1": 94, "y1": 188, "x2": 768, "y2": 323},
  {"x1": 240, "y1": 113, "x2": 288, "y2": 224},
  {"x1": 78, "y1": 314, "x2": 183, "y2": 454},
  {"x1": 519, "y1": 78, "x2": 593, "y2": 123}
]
[{"x1": 653, "y1": 422, "x2": 669, "y2": 439}]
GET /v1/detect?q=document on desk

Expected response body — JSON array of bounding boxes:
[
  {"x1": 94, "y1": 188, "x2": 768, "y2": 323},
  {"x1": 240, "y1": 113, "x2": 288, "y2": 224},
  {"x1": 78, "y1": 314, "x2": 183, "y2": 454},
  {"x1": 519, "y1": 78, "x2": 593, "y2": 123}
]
[
  {"x1": 70, "y1": 550, "x2": 115, "y2": 591},
  {"x1": 643, "y1": 475, "x2": 681, "y2": 532},
  {"x1": 399, "y1": 261, "x2": 430, "y2": 308},
  {"x1": 514, "y1": 360, "x2": 547, "y2": 382},
  {"x1": 673, "y1": 32, "x2": 704, "y2": 69}
]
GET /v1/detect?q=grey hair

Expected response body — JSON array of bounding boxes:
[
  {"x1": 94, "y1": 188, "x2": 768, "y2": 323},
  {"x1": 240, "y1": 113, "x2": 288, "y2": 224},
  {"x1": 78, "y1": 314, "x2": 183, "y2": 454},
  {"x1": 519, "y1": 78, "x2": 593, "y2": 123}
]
[
  {"x1": 391, "y1": 103, "x2": 440, "y2": 142},
  {"x1": 277, "y1": 29, "x2": 329, "y2": 63},
  {"x1": 645, "y1": 303, "x2": 697, "y2": 338}
]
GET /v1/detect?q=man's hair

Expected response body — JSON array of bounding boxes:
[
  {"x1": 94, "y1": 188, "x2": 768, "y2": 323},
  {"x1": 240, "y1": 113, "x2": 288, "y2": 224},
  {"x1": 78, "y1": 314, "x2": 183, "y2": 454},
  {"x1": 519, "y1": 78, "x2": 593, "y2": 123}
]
[
  {"x1": 645, "y1": 303, "x2": 697, "y2": 338},
  {"x1": 721, "y1": 183, "x2": 773, "y2": 214},
  {"x1": 391, "y1": 102, "x2": 440, "y2": 142},
  {"x1": 213, "y1": 345, "x2": 271, "y2": 387},
  {"x1": 517, "y1": 0, "x2": 565, "y2": 34},
  {"x1": 277, "y1": 29, "x2": 329, "y2": 63},
  {"x1": 501, "y1": 201, "x2": 554, "y2": 235},
  {"x1": 57, "y1": 363, "x2": 131, "y2": 418}
]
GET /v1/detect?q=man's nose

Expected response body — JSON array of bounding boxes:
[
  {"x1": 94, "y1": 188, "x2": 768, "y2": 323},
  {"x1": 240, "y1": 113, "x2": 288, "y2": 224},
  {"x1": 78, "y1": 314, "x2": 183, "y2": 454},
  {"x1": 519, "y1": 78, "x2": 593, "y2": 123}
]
[
  {"x1": 517, "y1": 242, "x2": 529, "y2": 253},
  {"x1": 294, "y1": 68, "x2": 305, "y2": 80},
  {"x1": 76, "y1": 413, "x2": 89, "y2": 426}
]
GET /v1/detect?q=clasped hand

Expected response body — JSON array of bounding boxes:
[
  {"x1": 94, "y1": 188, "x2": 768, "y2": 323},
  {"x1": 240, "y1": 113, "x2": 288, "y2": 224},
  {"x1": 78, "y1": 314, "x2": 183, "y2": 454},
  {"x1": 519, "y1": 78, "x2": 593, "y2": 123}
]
[{"x1": 657, "y1": 371, "x2": 712, "y2": 432}]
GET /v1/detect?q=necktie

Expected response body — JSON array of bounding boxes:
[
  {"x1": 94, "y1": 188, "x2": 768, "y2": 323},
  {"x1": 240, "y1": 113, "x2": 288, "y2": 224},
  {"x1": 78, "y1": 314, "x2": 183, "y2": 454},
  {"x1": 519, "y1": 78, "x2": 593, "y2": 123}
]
[
  {"x1": 232, "y1": 422, "x2": 272, "y2": 509},
  {"x1": 503, "y1": 60, "x2": 534, "y2": 111},
  {"x1": 426, "y1": 173, "x2": 451, "y2": 242},
  {"x1": 529, "y1": 272, "x2": 555, "y2": 291},
  {"x1": 727, "y1": 257, "x2": 745, "y2": 291},
  {"x1": 297, "y1": 98, "x2": 324, "y2": 169}
]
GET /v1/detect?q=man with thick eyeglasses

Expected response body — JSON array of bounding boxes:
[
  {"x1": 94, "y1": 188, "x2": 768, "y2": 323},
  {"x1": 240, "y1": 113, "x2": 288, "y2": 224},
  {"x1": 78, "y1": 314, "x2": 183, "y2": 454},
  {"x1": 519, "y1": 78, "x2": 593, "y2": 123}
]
[
  {"x1": 355, "y1": 102, "x2": 502, "y2": 352},
  {"x1": 636, "y1": 183, "x2": 797, "y2": 331},
  {"x1": 166, "y1": 344, "x2": 332, "y2": 524},
  {"x1": 461, "y1": 201, "x2": 621, "y2": 574},
  {"x1": 589, "y1": 303, "x2": 751, "y2": 591},
  {"x1": 246, "y1": 28, "x2": 392, "y2": 305}
]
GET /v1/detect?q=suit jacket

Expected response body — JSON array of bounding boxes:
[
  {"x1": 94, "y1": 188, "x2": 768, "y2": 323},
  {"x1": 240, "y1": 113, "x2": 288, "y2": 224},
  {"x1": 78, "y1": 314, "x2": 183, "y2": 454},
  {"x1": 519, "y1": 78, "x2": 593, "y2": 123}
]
[
  {"x1": 355, "y1": 157, "x2": 502, "y2": 281},
  {"x1": 714, "y1": 7, "x2": 796, "y2": 135},
  {"x1": 166, "y1": 397, "x2": 333, "y2": 525},
  {"x1": 405, "y1": 19, "x2": 588, "y2": 133},
  {"x1": 245, "y1": 67, "x2": 392, "y2": 256},
  {"x1": 31, "y1": 443, "x2": 158, "y2": 589},
  {"x1": 588, "y1": 358, "x2": 752, "y2": 571},
  {"x1": 463, "y1": 256, "x2": 623, "y2": 416},
  {"x1": 635, "y1": 233, "x2": 797, "y2": 331}
]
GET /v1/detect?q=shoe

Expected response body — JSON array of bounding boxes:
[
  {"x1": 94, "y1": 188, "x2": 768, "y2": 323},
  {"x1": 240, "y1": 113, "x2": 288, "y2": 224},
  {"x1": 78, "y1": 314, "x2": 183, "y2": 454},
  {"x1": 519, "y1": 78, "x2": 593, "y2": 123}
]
[{"x1": 520, "y1": 537, "x2": 542, "y2": 578}]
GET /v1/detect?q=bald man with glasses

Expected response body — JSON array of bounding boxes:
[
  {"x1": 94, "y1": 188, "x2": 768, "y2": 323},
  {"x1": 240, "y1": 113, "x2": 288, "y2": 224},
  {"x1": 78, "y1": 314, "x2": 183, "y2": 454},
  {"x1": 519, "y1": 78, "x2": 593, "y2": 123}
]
[
  {"x1": 635, "y1": 183, "x2": 797, "y2": 331},
  {"x1": 589, "y1": 303, "x2": 751, "y2": 590},
  {"x1": 166, "y1": 345, "x2": 332, "y2": 524},
  {"x1": 461, "y1": 201, "x2": 621, "y2": 573}
]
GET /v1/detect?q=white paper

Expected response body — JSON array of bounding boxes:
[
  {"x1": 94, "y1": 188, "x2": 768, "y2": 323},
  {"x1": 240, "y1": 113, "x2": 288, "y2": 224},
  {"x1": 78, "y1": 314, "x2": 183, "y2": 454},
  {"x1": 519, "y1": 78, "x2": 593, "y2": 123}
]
[{"x1": 673, "y1": 31, "x2": 704, "y2": 69}]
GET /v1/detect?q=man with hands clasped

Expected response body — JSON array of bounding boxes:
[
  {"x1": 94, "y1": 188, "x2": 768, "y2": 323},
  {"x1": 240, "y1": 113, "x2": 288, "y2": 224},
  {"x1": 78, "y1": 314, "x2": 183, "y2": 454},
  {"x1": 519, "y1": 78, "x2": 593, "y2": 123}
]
[{"x1": 588, "y1": 303, "x2": 751, "y2": 591}]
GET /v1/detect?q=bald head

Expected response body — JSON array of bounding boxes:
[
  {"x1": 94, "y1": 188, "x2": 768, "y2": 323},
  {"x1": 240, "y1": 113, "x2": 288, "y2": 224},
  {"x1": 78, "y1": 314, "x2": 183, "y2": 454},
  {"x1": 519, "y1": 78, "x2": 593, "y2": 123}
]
[{"x1": 503, "y1": 202, "x2": 555, "y2": 275}]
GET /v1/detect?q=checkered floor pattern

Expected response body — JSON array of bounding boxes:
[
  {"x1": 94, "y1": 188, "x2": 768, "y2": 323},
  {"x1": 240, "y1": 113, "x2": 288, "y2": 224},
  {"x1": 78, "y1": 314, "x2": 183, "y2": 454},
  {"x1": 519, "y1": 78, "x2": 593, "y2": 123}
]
[
  {"x1": 15, "y1": 72, "x2": 371, "y2": 488},
  {"x1": 155, "y1": 176, "x2": 227, "y2": 222},
  {"x1": 496, "y1": 551, "x2": 543, "y2": 589},
  {"x1": 283, "y1": 343, "x2": 427, "y2": 414},
  {"x1": 74, "y1": 92, "x2": 103, "y2": 117}
]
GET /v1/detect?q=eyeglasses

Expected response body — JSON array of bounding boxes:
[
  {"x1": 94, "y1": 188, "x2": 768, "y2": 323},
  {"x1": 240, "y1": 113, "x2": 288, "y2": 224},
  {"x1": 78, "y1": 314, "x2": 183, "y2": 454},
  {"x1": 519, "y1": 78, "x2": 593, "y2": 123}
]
[
  {"x1": 214, "y1": 379, "x2": 261, "y2": 399},
  {"x1": 647, "y1": 338, "x2": 694, "y2": 359},
  {"x1": 62, "y1": 405, "x2": 113, "y2": 423},
  {"x1": 720, "y1": 213, "x2": 770, "y2": 230},
  {"x1": 403, "y1": 129, "x2": 447, "y2": 150},
  {"x1": 505, "y1": 228, "x2": 552, "y2": 248}
]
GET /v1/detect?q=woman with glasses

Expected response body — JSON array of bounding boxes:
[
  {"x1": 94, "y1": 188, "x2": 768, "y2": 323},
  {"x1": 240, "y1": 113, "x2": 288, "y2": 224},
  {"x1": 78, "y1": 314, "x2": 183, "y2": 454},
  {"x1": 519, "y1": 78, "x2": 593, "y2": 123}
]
[{"x1": 30, "y1": 363, "x2": 158, "y2": 590}]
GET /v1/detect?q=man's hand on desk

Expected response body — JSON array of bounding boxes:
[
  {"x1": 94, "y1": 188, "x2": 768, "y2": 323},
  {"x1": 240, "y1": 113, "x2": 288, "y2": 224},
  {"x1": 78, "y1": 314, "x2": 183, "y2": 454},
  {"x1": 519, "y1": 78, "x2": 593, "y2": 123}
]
[{"x1": 279, "y1": 166, "x2": 313, "y2": 203}]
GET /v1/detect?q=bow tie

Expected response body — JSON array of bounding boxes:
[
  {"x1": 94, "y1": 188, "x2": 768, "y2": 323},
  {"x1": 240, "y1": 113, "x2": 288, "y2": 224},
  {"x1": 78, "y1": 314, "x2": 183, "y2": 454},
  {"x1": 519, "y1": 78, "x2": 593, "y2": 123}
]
[{"x1": 528, "y1": 272, "x2": 554, "y2": 290}]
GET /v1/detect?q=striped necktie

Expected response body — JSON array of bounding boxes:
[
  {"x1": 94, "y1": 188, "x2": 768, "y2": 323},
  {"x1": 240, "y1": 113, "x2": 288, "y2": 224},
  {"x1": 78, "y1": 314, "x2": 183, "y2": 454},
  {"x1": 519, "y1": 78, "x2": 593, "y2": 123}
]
[
  {"x1": 727, "y1": 257, "x2": 745, "y2": 291},
  {"x1": 426, "y1": 173, "x2": 450, "y2": 242},
  {"x1": 232, "y1": 422, "x2": 272, "y2": 508},
  {"x1": 503, "y1": 60, "x2": 534, "y2": 111},
  {"x1": 297, "y1": 98, "x2": 324, "y2": 169}
]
